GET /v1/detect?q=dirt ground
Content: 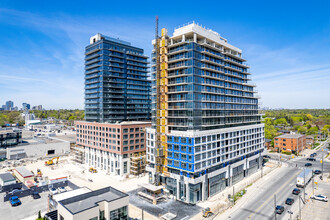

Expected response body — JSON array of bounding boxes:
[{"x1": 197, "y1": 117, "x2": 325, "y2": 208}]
[{"x1": 0, "y1": 155, "x2": 148, "y2": 193}]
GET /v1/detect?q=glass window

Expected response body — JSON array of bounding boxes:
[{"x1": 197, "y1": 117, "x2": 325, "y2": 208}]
[{"x1": 130, "y1": 128, "x2": 134, "y2": 132}]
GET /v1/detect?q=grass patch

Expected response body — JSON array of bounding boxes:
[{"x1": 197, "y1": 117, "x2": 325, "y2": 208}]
[
  {"x1": 281, "y1": 151, "x2": 292, "y2": 155},
  {"x1": 234, "y1": 189, "x2": 246, "y2": 201}
]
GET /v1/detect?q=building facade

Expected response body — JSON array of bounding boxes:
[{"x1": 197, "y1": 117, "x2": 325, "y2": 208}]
[
  {"x1": 146, "y1": 22, "x2": 264, "y2": 204},
  {"x1": 84, "y1": 33, "x2": 151, "y2": 123},
  {"x1": 22, "y1": 103, "x2": 30, "y2": 111},
  {"x1": 55, "y1": 187, "x2": 129, "y2": 220},
  {"x1": 75, "y1": 121, "x2": 151, "y2": 177},
  {"x1": 5, "y1": 101, "x2": 14, "y2": 111},
  {"x1": 0, "y1": 128, "x2": 22, "y2": 149},
  {"x1": 274, "y1": 134, "x2": 306, "y2": 153}
]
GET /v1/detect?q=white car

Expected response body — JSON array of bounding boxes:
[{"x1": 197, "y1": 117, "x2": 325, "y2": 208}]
[
  {"x1": 49, "y1": 187, "x2": 58, "y2": 195},
  {"x1": 58, "y1": 186, "x2": 67, "y2": 193},
  {"x1": 311, "y1": 194, "x2": 328, "y2": 202}
]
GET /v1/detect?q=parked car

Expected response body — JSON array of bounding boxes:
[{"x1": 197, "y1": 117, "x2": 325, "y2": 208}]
[
  {"x1": 292, "y1": 188, "x2": 301, "y2": 195},
  {"x1": 58, "y1": 187, "x2": 67, "y2": 193},
  {"x1": 31, "y1": 192, "x2": 41, "y2": 199},
  {"x1": 305, "y1": 163, "x2": 312, "y2": 167},
  {"x1": 311, "y1": 194, "x2": 328, "y2": 202},
  {"x1": 9, "y1": 196, "x2": 21, "y2": 206},
  {"x1": 263, "y1": 155, "x2": 271, "y2": 159},
  {"x1": 314, "y1": 170, "x2": 322, "y2": 175},
  {"x1": 275, "y1": 206, "x2": 284, "y2": 214},
  {"x1": 9, "y1": 189, "x2": 21, "y2": 195},
  {"x1": 49, "y1": 187, "x2": 58, "y2": 195},
  {"x1": 306, "y1": 158, "x2": 316, "y2": 161},
  {"x1": 285, "y1": 198, "x2": 295, "y2": 205}
]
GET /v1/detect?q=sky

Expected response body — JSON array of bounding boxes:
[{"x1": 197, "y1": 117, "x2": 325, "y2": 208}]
[{"x1": 0, "y1": 0, "x2": 329, "y2": 109}]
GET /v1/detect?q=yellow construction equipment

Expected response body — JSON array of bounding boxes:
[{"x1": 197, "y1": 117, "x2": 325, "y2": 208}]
[
  {"x1": 202, "y1": 207, "x2": 213, "y2": 218},
  {"x1": 45, "y1": 157, "x2": 59, "y2": 166},
  {"x1": 37, "y1": 169, "x2": 42, "y2": 177},
  {"x1": 89, "y1": 167, "x2": 97, "y2": 173}
]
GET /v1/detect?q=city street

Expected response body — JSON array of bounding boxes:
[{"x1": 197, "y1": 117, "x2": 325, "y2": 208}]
[{"x1": 218, "y1": 139, "x2": 330, "y2": 220}]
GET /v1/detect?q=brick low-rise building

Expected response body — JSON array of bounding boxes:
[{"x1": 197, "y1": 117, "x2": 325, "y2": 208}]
[
  {"x1": 274, "y1": 134, "x2": 306, "y2": 153},
  {"x1": 75, "y1": 121, "x2": 151, "y2": 177}
]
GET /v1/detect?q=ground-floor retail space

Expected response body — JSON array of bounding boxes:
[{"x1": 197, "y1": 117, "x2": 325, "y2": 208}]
[{"x1": 150, "y1": 157, "x2": 262, "y2": 204}]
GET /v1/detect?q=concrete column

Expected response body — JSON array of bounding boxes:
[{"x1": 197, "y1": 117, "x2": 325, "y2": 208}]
[
  {"x1": 170, "y1": 39, "x2": 173, "y2": 45},
  {"x1": 186, "y1": 182, "x2": 190, "y2": 203},
  {"x1": 193, "y1": 33, "x2": 197, "y2": 43},
  {"x1": 176, "y1": 180, "x2": 180, "y2": 200},
  {"x1": 182, "y1": 34, "x2": 185, "y2": 42},
  {"x1": 202, "y1": 181, "x2": 206, "y2": 201}
]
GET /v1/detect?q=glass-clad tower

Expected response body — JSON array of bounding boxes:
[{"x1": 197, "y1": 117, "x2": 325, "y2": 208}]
[
  {"x1": 146, "y1": 23, "x2": 265, "y2": 204},
  {"x1": 84, "y1": 34, "x2": 151, "y2": 123}
]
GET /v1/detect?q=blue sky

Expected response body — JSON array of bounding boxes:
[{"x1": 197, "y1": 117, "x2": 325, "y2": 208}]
[{"x1": 0, "y1": 0, "x2": 329, "y2": 109}]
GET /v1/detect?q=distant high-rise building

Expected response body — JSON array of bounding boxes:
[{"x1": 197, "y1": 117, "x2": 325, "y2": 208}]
[
  {"x1": 146, "y1": 22, "x2": 265, "y2": 204},
  {"x1": 22, "y1": 103, "x2": 31, "y2": 111},
  {"x1": 84, "y1": 33, "x2": 151, "y2": 123},
  {"x1": 37, "y1": 105, "x2": 42, "y2": 110},
  {"x1": 5, "y1": 101, "x2": 13, "y2": 111}
]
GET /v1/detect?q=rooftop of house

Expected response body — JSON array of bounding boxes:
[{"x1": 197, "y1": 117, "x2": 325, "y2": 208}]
[
  {"x1": 14, "y1": 167, "x2": 34, "y2": 177},
  {"x1": 0, "y1": 172, "x2": 16, "y2": 182},
  {"x1": 275, "y1": 134, "x2": 305, "y2": 139},
  {"x1": 59, "y1": 187, "x2": 128, "y2": 214}
]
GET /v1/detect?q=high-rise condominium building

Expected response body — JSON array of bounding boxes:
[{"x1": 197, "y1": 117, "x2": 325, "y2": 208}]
[
  {"x1": 22, "y1": 103, "x2": 30, "y2": 111},
  {"x1": 84, "y1": 33, "x2": 151, "y2": 123},
  {"x1": 5, "y1": 101, "x2": 14, "y2": 111},
  {"x1": 146, "y1": 22, "x2": 265, "y2": 204}
]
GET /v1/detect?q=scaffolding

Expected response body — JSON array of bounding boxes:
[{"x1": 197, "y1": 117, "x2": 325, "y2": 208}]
[
  {"x1": 130, "y1": 152, "x2": 146, "y2": 176},
  {"x1": 70, "y1": 144, "x2": 84, "y2": 164}
]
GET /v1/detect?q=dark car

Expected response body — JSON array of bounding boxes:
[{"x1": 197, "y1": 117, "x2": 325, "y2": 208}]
[
  {"x1": 305, "y1": 163, "x2": 312, "y2": 167},
  {"x1": 310, "y1": 154, "x2": 315, "y2": 157},
  {"x1": 31, "y1": 192, "x2": 41, "y2": 199},
  {"x1": 276, "y1": 205, "x2": 284, "y2": 214},
  {"x1": 292, "y1": 188, "x2": 301, "y2": 195},
  {"x1": 307, "y1": 158, "x2": 316, "y2": 161},
  {"x1": 314, "y1": 170, "x2": 322, "y2": 175},
  {"x1": 263, "y1": 155, "x2": 271, "y2": 159},
  {"x1": 285, "y1": 198, "x2": 295, "y2": 205}
]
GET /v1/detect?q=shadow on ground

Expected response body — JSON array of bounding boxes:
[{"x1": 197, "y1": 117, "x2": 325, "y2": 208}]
[{"x1": 128, "y1": 188, "x2": 202, "y2": 219}]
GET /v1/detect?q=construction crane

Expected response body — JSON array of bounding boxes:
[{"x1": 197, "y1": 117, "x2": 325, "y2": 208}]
[
  {"x1": 154, "y1": 16, "x2": 170, "y2": 186},
  {"x1": 45, "y1": 157, "x2": 59, "y2": 166}
]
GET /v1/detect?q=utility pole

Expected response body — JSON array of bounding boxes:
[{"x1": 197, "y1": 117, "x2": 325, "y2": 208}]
[
  {"x1": 321, "y1": 149, "x2": 324, "y2": 180},
  {"x1": 312, "y1": 169, "x2": 314, "y2": 195},
  {"x1": 233, "y1": 185, "x2": 235, "y2": 205},
  {"x1": 299, "y1": 195, "x2": 301, "y2": 219},
  {"x1": 274, "y1": 194, "x2": 277, "y2": 220},
  {"x1": 303, "y1": 168, "x2": 306, "y2": 202}
]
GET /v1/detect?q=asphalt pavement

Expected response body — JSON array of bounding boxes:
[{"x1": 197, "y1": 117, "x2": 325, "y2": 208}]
[{"x1": 219, "y1": 139, "x2": 330, "y2": 220}]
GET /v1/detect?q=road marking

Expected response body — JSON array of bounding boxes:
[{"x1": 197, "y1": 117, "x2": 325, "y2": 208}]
[{"x1": 246, "y1": 169, "x2": 301, "y2": 220}]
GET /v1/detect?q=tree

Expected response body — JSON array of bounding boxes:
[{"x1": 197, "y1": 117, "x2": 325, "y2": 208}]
[
  {"x1": 274, "y1": 118, "x2": 288, "y2": 127},
  {"x1": 306, "y1": 114, "x2": 313, "y2": 121},
  {"x1": 297, "y1": 126, "x2": 307, "y2": 134}
]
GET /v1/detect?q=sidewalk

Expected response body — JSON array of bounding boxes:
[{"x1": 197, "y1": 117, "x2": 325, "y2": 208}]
[
  {"x1": 190, "y1": 162, "x2": 279, "y2": 220},
  {"x1": 212, "y1": 164, "x2": 282, "y2": 219}
]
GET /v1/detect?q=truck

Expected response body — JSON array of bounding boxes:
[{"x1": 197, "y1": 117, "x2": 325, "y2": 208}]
[{"x1": 296, "y1": 169, "x2": 313, "y2": 188}]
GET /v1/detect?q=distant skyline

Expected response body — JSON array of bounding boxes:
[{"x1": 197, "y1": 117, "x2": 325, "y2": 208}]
[{"x1": 0, "y1": 0, "x2": 330, "y2": 109}]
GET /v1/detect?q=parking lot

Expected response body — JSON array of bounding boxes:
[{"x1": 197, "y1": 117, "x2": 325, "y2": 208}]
[
  {"x1": 301, "y1": 180, "x2": 330, "y2": 220},
  {"x1": 0, "y1": 190, "x2": 49, "y2": 220}
]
